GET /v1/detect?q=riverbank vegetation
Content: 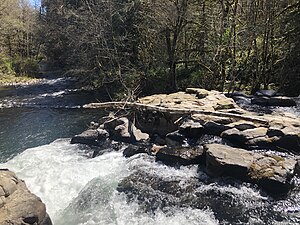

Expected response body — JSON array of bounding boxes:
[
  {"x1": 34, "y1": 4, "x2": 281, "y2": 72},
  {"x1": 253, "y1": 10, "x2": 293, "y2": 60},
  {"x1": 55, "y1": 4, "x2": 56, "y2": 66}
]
[
  {"x1": 0, "y1": 0, "x2": 40, "y2": 84},
  {"x1": 1, "y1": 0, "x2": 300, "y2": 97}
]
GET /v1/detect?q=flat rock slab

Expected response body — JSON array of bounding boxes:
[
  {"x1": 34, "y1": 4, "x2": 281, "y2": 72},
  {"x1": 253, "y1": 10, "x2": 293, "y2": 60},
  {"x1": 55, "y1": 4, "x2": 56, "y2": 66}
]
[
  {"x1": 0, "y1": 169, "x2": 52, "y2": 225},
  {"x1": 205, "y1": 144, "x2": 297, "y2": 194},
  {"x1": 138, "y1": 88, "x2": 239, "y2": 112},
  {"x1": 221, "y1": 125, "x2": 300, "y2": 152}
]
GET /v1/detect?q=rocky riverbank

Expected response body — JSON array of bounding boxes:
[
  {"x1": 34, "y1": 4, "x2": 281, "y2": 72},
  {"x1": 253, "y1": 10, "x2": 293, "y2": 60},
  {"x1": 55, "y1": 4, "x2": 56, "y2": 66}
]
[
  {"x1": 0, "y1": 169, "x2": 52, "y2": 225},
  {"x1": 76, "y1": 88, "x2": 299, "y2": 198}
]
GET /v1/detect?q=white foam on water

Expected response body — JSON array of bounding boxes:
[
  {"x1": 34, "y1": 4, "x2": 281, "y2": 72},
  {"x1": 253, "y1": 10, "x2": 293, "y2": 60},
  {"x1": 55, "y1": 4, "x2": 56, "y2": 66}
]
[
  {"x1": 1, "y1": 139, "x2": 127, "y2": 221},
  {"x1": 0, "y1": 139, "x2": 219, "y2": 225}
]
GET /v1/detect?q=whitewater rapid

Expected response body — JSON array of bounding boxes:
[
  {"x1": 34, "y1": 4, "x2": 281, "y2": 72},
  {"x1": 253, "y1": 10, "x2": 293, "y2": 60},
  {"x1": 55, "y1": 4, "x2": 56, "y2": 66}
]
[{"x1": 0, "y1": 139, "x2": 219, "y2": 225}]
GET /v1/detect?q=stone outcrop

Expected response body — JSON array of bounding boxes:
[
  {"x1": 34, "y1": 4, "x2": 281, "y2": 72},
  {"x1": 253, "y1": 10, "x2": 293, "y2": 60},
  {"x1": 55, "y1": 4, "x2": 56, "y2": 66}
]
[
  {"x1": 82, "y1": 88, "x2": 300, "y2": 195},
  {"x1": 205, "y1": 144, "x2": 297, "y2": 194},
  {"x1": 0, "y1": 169, "x2": 52, "y2": 225},
  {"x1": 138, "y1": 88, "x2": 239, "y2": 112}
]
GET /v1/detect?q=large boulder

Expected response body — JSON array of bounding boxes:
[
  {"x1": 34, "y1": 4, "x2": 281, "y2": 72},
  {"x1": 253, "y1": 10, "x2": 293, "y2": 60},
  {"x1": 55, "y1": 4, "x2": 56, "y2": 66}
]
[
  {"x1": 205, "y1": 144, "x2": 254, "y2": 179},
  {"x1": 156, "y1": 146, "x2": 205, "y2": 166},
  {"x1": 0, "y1": 169, "x2": 52, "y2": 225},
  {"x1": 221, "y1": 127, "x2": 271, "y2": 148},
  {"x1": 205, "y1": 144, "x2": 297, "y2": 194}
]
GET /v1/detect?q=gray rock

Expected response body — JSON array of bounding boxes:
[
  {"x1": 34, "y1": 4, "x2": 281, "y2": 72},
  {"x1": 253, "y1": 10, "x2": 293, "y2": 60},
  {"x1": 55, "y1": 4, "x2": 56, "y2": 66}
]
[
  {"x1": 255, "y1": 90, "x2": 277, "y2": 97},
  {"x1": 117, "y1": 170, "x2": 278, "y2": 224},
  {"x1": 131, "y1": 124, "x2": 149, "y2": 142},
  {"x1": 123, "y1": 145, "x2": 149, "y2": 158},
  {"x1": 267, "y1": 128, "x2": 284, "y2": 137},
  {"x1": 229, "y1": 121, "x2": 257, "y2": 131},
  {"x1": 203, "y1": 121, "x2": 231, "y2": 135},
  {"x1": 71, "y1": 129, "x2": 109, "y2": 146},
  {"x1": 205, "y1": 144, "x2": 254, "y2": 179},
  {"x1": 151, "y1": 134, "x2": 167, "y2": 146},
  {"x1": 104, "y1": 117, "x2": 149, "y2": 143},
  {"x1": 156, "y1": 146, "x2": 205, "y2": 166},
  {"x1": 272, "y1": 126, "x2": 300, "y2": 152},
  {"x1": 135, "y1": 110, "x2": 180, "y2": 137},
  {"x1": 165, "y1": 131, "x2": 186, "y2": 147},
  {"x1": 232, "y1": 95, "x2": 251, "y2": 104},
  {"x1": 274, "y1": 134, "x2": 300, "y2": 153},
  {"x1": 221, "y1": 128, "x2": 248, "y2": 145},
  {"x1": 249, "y1": 155, "x2": 296, "y2": 194},
  {"x1": 205, "y1": 144, "x2": 297, "y2": 194},
  {"x1": 251, "y1": 96, "x2": 270, "y2": 106},
  {"x1": 0, "y1": 169, "x2": 52, "y2": 225},
  {"x1": 252, "y1": 96, "x2": 296, "y2": 107},
  {"x1": 295, "y1": 160, "x2": 300, "y2": 177},
  {"x1": 268, "y1": 97, "x2": 297, "y2": 107},
  {"x1": 221, "y1": 127, "x2": 268, "y2": 147},
  {"x1": 179, "y1": 120, "x2": 203, "y2": 138},
  {"x1": 231, "y1": 91, "x2": 252, "y2": 98}
]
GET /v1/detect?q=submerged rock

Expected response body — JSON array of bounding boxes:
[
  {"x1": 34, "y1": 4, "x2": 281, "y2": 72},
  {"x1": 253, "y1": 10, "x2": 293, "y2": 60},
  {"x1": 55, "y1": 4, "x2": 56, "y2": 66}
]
[
  {"x1": 117, "y1": 170, "x2": 282, "y2": 224},
  {"x1": 205, "y1": 144, "x2": 297, "y2": 194},
  {"x1": 0, "y1": 169, "x2": 52, "y2": 225},
  {"x1": 156, "y1": 146, "x2": 205, "y2": 166},
  {"x1": 252, "y1": 96, "x2": 296, "y2": 107}
]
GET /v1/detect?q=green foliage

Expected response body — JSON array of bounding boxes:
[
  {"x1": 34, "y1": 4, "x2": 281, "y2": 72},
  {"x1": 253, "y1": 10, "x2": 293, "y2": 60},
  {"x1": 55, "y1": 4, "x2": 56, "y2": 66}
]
[
  {"x1": 0, "y1": 54, "x2": 14, "y2": 75},
  {"x1": 40, "y1": 0, "x2": 300, "y2": 98},
  {"x1": 12, "y1": 57, "x2": 39, "y2": 77}
]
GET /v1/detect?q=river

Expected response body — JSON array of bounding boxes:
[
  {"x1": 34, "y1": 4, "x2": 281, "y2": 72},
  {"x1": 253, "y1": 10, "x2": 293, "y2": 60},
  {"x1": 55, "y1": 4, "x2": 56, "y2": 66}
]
[{"x1": 0, "y1": 70, "x2": 299, "y2": 225}]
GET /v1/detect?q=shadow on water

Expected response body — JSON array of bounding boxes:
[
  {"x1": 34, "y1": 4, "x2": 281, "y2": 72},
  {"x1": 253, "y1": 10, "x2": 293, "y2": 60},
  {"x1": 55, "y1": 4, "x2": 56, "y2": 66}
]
[{"x1": 0, "y1": 107, "x2": 105, "y2": 162}]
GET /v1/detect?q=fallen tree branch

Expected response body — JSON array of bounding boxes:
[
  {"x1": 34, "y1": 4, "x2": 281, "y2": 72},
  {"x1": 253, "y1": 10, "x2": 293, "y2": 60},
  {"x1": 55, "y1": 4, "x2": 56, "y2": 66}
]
[{"x1": 83, "y1": 102, "x2": 269, "y2": 125}]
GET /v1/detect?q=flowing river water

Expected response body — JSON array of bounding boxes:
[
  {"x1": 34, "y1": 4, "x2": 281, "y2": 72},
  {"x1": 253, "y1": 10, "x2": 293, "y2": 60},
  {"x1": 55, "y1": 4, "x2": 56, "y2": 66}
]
[{"x1": 0, "y1": 70, "x2": 300, "y2": 225}]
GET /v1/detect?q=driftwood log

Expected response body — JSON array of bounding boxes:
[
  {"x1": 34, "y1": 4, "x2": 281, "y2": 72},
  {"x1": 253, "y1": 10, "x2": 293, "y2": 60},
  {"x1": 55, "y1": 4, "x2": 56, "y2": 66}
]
[{"x1": 83, "y1": 102, "x2": 269, "y2": 125}]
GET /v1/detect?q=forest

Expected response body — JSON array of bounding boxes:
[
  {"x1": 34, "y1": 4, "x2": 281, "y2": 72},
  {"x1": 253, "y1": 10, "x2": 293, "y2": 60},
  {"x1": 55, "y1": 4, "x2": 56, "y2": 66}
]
[{"x1": 0, "y1": 0, "x2": 299, "y2": 98}]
